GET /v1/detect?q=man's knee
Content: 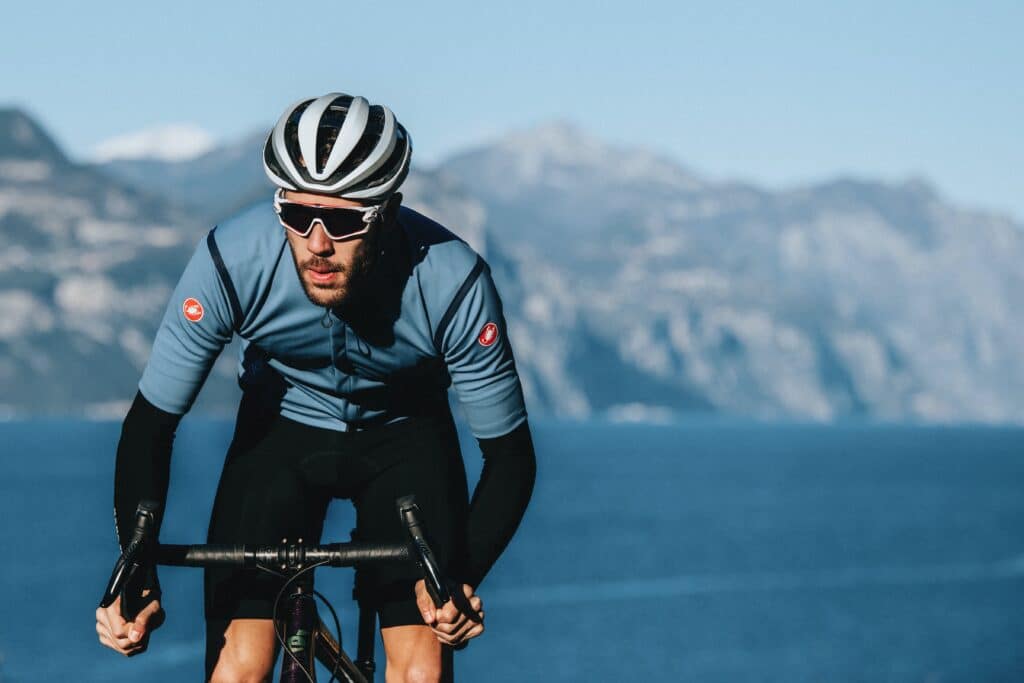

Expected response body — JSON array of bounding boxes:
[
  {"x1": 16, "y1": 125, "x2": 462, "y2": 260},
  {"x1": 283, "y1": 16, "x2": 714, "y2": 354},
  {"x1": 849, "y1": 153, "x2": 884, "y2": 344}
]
[
  {"x1": 209, "y1": 648, "x2": 276, "y2": 683},
  {"x1": 387, "y1": 661, "x2": 442, "y2": 683},
  {"x1": 209, "y1": 663, "x2": 274, "y2": 683},
  {"x1": 382, "y1": 624, "x2": 445, "y2": 683}
]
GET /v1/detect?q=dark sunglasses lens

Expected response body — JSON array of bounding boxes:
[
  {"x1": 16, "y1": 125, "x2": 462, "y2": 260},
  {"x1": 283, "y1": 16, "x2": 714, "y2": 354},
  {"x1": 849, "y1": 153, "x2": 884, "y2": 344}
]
[
  {"x1": 279, "y1": 204, "x2": 320, "y2": 234},
  {"x1": 320, "y1": 209, "x2": 371, "y2": 239}
]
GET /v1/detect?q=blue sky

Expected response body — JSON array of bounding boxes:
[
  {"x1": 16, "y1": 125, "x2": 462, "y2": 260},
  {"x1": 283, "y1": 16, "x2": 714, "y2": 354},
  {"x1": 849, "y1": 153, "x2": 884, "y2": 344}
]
[{"x1": 2, "y1": 0, "x2": 1021, "y2": 218}]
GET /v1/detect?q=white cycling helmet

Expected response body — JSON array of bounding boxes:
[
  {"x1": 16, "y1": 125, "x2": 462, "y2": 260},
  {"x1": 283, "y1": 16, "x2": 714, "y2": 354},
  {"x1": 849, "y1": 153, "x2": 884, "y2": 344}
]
[{"x1": 263, "y1": 93, "x2": 412, "y2": 202}]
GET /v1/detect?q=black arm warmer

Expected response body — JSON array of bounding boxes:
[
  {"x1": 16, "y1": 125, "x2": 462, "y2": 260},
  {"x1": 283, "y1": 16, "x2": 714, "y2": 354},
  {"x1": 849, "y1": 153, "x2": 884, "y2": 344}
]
[
  {"x1": 461, "y1": 419, "x2": 537, "y2": 588},
  {"x1": 113, "y1": 392, "x2": 182, "y2": 560}
]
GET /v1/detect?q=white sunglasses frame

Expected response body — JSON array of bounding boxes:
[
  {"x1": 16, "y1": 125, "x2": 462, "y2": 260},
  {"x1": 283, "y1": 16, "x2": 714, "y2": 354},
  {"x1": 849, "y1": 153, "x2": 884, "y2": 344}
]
[{"x1": 273, "y1": 189, "x2": 382, "y2": 241}]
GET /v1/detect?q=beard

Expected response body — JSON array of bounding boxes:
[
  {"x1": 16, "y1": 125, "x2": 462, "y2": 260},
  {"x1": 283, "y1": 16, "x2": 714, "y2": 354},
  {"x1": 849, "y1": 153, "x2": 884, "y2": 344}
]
[{"x1": 291, "y1": 233, "x2": 379, "y2": 309}]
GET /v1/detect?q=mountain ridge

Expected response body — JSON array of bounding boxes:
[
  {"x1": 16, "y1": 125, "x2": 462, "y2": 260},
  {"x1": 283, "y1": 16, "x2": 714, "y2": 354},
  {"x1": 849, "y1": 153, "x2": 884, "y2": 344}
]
[
  {"x1": 436, "y1": 120, "x2": 1024, "y2": 423},
  {"x1": 0, "y1": 108, "x2": 69, "y2": 166}
]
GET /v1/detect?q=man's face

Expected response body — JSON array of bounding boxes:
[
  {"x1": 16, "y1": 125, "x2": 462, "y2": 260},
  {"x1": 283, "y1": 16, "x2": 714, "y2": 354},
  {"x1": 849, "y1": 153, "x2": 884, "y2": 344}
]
[{"x1": 281, "y1": 190, "x2": 379, "y2": 309}]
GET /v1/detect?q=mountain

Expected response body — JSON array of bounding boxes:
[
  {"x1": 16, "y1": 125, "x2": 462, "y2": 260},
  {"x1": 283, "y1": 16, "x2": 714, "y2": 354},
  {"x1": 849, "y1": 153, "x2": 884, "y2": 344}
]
[
  {"x1": 3, "y1": 111, "x2": 1022, "y2": 423},
  {"x1": 441, "y1": 121, "x2": 712, "y2": 257},
  {"x1": 441, "y1": 123, "x2": 1024, "y2": 422},
  {"x1": 0, "y1": 108, "x2": 239, "y2": 416},
  {"x1": 0, "y1": 110, "x2": 68, "y2": 167},
  {"x1": 93, "y1": 130, "x2": 271, "y2": 225}
]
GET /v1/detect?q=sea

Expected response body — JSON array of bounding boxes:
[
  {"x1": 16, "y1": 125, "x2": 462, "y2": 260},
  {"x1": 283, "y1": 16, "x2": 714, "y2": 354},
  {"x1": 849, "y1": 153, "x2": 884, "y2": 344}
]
[{"x1": 1, "y1": 419, "x2": 1022, "y2": 682}]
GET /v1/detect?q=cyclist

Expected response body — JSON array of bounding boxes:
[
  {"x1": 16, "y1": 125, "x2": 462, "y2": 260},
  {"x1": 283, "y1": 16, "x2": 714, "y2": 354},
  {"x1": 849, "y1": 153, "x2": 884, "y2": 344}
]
[{"x1": 95, "y1": 93, "x2": 537, "y2": 683}]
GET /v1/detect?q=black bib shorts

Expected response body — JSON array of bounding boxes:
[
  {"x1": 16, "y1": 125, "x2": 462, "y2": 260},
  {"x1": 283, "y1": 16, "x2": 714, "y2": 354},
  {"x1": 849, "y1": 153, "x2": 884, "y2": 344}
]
[{"x1": 203, "y1": 394, "x2": 469, "y2": 654}]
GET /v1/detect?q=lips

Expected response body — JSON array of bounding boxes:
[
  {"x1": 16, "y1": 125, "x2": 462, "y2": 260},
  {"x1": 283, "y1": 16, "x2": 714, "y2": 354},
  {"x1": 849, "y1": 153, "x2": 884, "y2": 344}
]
[{"x1": 307, "y1": 267, "x2": 339, "y2": 284}]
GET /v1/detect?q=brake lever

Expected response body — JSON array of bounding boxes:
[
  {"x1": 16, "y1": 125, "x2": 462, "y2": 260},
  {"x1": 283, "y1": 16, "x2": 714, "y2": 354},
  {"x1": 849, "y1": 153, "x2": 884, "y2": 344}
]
[
  {"x1": 395, "y1": 495, "x2": 451, "y2": 608},
  {"x1": 99, "y1": 501, "x2": 161, "y2": 620}
]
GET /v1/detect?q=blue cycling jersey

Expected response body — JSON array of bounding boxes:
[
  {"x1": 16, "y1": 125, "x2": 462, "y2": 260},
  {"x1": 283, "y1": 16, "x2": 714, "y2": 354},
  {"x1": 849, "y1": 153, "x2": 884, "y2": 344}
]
[{"x1": 139, "y1": 201, "x2": 527, "y2": 439}]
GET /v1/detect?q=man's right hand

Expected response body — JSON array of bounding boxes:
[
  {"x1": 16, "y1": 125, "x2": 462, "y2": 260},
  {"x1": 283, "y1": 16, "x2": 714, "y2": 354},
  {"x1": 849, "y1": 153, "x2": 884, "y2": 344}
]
[
  {"x1": 415, "y1": 580, "x2": 484, "y2": 648},
  {"x1": 95, "y1": 593, "x2": 164, "y2": 657}
]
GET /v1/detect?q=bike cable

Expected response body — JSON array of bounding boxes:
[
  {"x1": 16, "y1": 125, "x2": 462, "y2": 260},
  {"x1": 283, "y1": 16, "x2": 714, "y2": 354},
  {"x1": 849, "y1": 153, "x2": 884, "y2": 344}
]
[
  {"x1": 262, "y1": 561, "x2": 345, "y2": 683},
  {"x1": 311, "y1": 585, "x2": 345, "y2": 683}
]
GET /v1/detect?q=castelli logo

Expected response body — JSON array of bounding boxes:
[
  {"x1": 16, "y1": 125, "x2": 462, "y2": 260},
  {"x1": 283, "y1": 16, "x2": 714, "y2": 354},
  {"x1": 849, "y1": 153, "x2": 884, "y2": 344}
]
[
  {"x1": 182, "y1": 297, "x2": 204, "y2": 322},
  {"x1": 478, "y1": 322, "x2": 499, "y2": 347}
]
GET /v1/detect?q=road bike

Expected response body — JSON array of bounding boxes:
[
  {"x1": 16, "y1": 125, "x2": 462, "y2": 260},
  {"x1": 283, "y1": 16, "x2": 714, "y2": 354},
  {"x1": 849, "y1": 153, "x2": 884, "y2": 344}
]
[{"x1": 101, "y1": 495, "x2": 450, "y2": 682}]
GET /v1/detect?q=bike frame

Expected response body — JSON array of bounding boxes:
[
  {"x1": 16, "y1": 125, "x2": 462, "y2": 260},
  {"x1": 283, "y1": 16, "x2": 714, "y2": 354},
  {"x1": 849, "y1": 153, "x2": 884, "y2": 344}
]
[{"x1": 278, "y1": 579, "x2": 365, "y2": 682}]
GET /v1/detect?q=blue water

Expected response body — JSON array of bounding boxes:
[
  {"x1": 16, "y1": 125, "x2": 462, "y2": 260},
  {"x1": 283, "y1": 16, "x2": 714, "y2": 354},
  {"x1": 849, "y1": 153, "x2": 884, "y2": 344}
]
[{"x1": 1, "y1": 419, "x2": 1022, "y2": 682}]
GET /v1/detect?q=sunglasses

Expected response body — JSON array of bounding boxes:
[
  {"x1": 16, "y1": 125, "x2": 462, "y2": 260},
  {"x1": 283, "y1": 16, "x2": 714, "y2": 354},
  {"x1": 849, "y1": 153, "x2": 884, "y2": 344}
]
[{"x1": 274, "y1": 189, "x2": 382, "y2": 240}]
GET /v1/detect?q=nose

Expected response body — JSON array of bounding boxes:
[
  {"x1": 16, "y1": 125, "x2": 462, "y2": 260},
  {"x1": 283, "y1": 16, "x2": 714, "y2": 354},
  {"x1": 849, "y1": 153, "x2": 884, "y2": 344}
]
[{"x1": 306, "y1": 220, "x2": 335, "y2": 255}]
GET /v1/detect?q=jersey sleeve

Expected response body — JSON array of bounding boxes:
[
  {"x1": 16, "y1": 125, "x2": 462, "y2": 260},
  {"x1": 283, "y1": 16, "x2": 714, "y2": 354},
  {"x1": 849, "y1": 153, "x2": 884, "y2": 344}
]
[
  {"x1": 439, "y1": 263, "x2": 527, "y2": 439},
  {"x1": 138, "y1": 233, "x2": 236, "y2": 414}
]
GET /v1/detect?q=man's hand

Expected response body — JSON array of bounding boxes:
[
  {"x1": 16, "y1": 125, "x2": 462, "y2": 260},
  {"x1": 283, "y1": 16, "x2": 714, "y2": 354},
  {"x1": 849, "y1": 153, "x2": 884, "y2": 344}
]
[
  {"x1": 415, "y1": 580, "x2": 484, "y2": 648},
  {"x1": 95, "y1": 593, "x2": 164, "y2": 657}
]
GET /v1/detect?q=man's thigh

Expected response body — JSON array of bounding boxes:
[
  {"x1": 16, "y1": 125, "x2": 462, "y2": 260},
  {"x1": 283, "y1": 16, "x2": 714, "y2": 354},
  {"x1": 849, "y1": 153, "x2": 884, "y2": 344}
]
[
  {"x1": 204, "y1": 411, "x2": 333, "y2": 677},
  {"x1": 351, "y1": 413, "x2": 469, "y2": 629}
]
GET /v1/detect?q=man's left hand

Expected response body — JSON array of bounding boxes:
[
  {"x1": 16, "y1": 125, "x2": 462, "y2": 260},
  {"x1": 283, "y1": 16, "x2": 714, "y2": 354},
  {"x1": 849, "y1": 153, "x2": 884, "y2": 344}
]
[{"x1": 415, "y1": 580, "x2": 484, "y2": 648}]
